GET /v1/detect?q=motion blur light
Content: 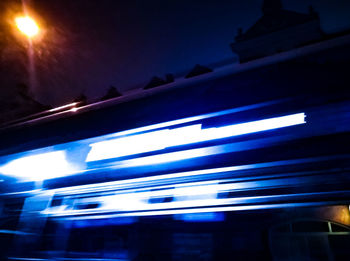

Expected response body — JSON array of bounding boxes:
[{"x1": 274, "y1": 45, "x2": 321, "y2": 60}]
[
  {"x1": 87, "y1": 113, "x2": 306, "y2": 162},
  {"x1": 0, "y1": 151, "x2": 75, "y2": 181},
  {"x1": 15, "y1": 16, "x2": 39, "y2": 38},
  {"x1": 0, "y1": 111, "x2": 306, "y2": 182},
  {"x1": 49, "y1": 102, "x2": 78, "y2": 112}
]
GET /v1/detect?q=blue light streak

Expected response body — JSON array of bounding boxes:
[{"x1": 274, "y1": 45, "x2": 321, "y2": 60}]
[
  {"x1": 86, "y1": 113, "x2": 306, "y2": 162},
  {"x1": 175, "y1": 212, "x2": 225, "y2": 222},
  {"x1": 50, "y1": 156, "x2": 333, "y2": 197},
  {"x1": 40, "y1": 154, "x2": 349, "y2": 220},
  {"x1": 42, "y1": 173, "x2": 323, "y2": 218},
  {"x1": 62, "y1": 202, "x2": 331, "y2": 220},
  {"x1": 0, "y1": 109, "x2": 306, "y2": 181},
  {"x1": 84, "y1": 100, "x2": 285, "y2": 141}
]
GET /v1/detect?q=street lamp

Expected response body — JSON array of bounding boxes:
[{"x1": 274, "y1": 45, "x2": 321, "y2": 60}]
[
  {"x1": 15, "y1": 16, "x2": 39, "y2": 38},
  {"x1": 14, "y1": 15, "x2": 41, "y2": 96}
]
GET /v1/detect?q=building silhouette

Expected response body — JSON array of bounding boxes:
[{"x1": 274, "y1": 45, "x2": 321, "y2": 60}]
[
  {"x1": 231, "y1": 0, "x2": 323, "y2": 62},
  {"x1": 0, "y1": 83, "x2": 49, "y2": 126},
  {"x1": 185, "y1": 64, "x2": 213, "y2": 79},
  {"x1": 100, "y1": 86, "x2": 122, "y2": 100},
  {"x1": 144, "y1": 74, "x2": 174, "y2": 90}
]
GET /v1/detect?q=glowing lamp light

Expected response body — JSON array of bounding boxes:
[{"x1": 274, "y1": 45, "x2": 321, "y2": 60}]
[{"x1": 15, "y1": 16, "x2": 39, "y2": 38}]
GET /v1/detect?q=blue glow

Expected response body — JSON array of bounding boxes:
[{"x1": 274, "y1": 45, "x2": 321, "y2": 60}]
[
  {"x1": 116, "y1": 135, "x2": 289, "y2": 168},
  {"x1": 119, "y1": 146, "x2": 218, "y2": 167},
  {"x1": 175, "y1": 212, "x2": 225, "y2": 222},
  {"x1": 37, "y1": 155, "x2": 347, "y2": 219},
  {"x1": 0, "y1": 151, "x2": 77, "y2": 181},
  {"x1": 72, "y1": 216, "x2": 136, "y2": 227},
  {"x1": 0, "y1": 107, "x2": 306, "y2": 181},
  {"x1": 86, "y1": 113, "x2": 306, "y2": 162},
  {"x1": 85, "y1": 100, "x2": 283, "y2": 141},
  {"x1": 49, "y1": 156, "x2": 328, "y2": 197},
  {"x1": 42, "y1": 176, "x2": 309, "y2": 218},
  {"x1": 63, "y1": 202, "x2": 324, "y2": 220}
]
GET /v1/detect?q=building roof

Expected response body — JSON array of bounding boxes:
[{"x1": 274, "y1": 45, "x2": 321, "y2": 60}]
[{"x1": 237, "y1": 9, "x2": 318, "y2": 42}]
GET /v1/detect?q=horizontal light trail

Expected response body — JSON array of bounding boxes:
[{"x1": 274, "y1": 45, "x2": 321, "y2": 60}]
[
  {"x1": 49, "y1": 155, "x2": 344, "y2": 196},
  {"x1": 42, "y1": 176, "x2": 337, "y2": 218},
  {"x1": 63, "y1": 199, "x2": 343, "y2": 221},
  {"x1": 87, "y1": 113, "x2": 306, "y2": 162},
  {"x1": 49, "y1": 102, "x2": 78, "y2": 112},
  {"x1": 0, "y1": 151, "x2": 77, "y2": 181},
  {"x1": 85, "y1": 100, "x2": 284, "y2": 142},
  {"x1": 0, "y1": 110, "x2": 305, "y2": 181}
]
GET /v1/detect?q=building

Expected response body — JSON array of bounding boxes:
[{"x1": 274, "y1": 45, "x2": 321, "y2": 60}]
[
  {"x1": 0, "y1": 83, "x2": 49, "y2": 126},
  {"x1": 231, "y1": 0, "x2": 323, "y2": 62}
]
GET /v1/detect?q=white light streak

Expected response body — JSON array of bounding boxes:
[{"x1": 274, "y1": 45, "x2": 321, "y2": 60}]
[
  {"x1": 0, "y1": 151, "x2": 76, "y2": 181},
  {"x1": 49, "y1": 102, "x2": 78, "y2": 112},
  {"x1": 87, "y1": 113, "x2": 306, "y2": 162}
]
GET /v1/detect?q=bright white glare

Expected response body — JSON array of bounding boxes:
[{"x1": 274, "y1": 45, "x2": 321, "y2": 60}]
[
  {"x1": 49, "y1": 102, "x2": 78, "y2": 112},
  {"x1": 0, "y1": 151, "x2": 75, "y2": 181},
  {"x1": 86, "y1": 125, "x2": 201, "y2": 161},
  {"x1": 87, "y1": 113, "x2": 306, "y2": 162},
  {"x1": 15, "y1": 16, "x2": 39, "y2": 38},
  {"x1": 174, "y1": 183, "x2": 219, "y2": 202},
  {"x1": 87, "y1": 100, "x2": 280, "y2": 141}
]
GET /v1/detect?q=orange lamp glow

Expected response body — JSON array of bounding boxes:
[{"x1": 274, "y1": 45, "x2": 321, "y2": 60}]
[{"x1": 15, "y1": 16, "x2": 39, "y2": 38}]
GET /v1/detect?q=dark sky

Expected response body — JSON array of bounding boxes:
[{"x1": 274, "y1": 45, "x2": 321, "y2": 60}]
[{"x1": 4, "y1": 0, "x2": 350, "y2": 105}]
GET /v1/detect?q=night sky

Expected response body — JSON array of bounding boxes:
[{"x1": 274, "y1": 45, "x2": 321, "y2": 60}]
[{"x1": 2, "y1": 0, "x2": 350, "y2": 106}]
